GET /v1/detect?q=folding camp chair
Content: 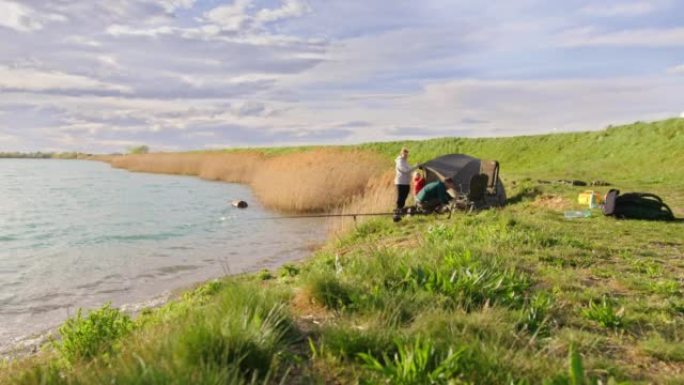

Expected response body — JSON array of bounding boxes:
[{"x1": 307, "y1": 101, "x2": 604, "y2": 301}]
[
  {"x1": 480, "y1": 160, "x2": 499, "y2": 196},
  {"x1": 450, "y1": 173, "x2": 488, "y2": 214}
]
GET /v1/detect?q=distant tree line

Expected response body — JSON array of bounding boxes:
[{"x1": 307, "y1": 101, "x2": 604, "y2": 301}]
[
  {"x1": 0, "y1": 144, "x2": 150, "y2": 159},
  {"x1": 0, "y1": 152, "x2": 88, "y2": 159},
  {"x1": 127, "y1": 145, "x2": 149, "y2": 154}
]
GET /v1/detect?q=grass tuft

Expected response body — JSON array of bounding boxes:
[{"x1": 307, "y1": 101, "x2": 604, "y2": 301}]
[
  {"x1": 582, "y1": 297, "x2": 624, "y2": 330},
  {"x1": 305, "y1": 272, "x2": 354, "y2": 310},
  {"x1": 357, "y1": 338, "x2": 468, "y2": 385},
  {"x1": 53, "y1": 303, "x2": 133, "y2": 365},
  {"x1": 518, "y1": 292, "x2": 554, "y2": 336}
]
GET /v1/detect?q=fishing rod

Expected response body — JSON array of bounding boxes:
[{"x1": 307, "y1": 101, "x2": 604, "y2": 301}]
[
  {"x1": 231, "y1": 200, "x2": 446, "y2": 221},
  {"x1": 252, "y1": 212, "x2": 403, "y2": 221},
  {"x1": 251, "y1": 209, "x2": 450, "y2": 222}
]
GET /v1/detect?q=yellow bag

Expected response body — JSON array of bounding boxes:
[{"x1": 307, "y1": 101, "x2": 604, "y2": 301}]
[{"x1": 578, "y1": 190, "x2": 603, "y2": 208}]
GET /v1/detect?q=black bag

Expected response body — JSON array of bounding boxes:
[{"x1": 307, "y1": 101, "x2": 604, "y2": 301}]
[{"x1": 603, "y1": 189, "x2": 675, "y2": 221}]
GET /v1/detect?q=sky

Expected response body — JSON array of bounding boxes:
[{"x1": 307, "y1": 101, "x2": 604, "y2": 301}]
[{"x1": 0, "y1": 0, "x2": 683, "y2": 153}]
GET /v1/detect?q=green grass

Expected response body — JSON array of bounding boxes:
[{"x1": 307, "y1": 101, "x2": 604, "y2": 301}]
[
  {"x1": 360, "y1": 118, "x2": 684, "y2": 181},
  {"x1": 582, "y1": 296, "x2": 625, "y2": 330},
  {"x1": 53, "y1": 303, "x2": 133, "y2": 365},
  {"x1": 359, "y1": 118, "x2": 684, "y2": 214},
  {"x1": 2, "y1": 119, "x2": 684, "y2": 384},
  {"x1": 357, "y1": 338, "x2": 468, "y2": 385}
]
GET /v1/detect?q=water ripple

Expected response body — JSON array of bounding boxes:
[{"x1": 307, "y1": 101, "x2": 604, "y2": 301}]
[{"x1": 0, "y1": 159, "x2": 327, "y2": 352}]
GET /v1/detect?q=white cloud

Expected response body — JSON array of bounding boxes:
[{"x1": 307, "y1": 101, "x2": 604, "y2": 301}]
[
  {"x1": 156, "y1": 0, "x2": 197, "y2": 13},
  {"x1": 256, "y1": 0, "x2": 311, "y2": 23},
  {"x1": 203, "y1": 0, "x2": 311, "y2": 32},
  {"x1": 97, "y1": 55, "x2": 121, "y2": 68},
  {"x1": 280, "y1": 26, "x2": 475, "y2": 89},
  {"x1": 106, "y1": 24, "x2": 175, "y2": 37},
  {"x1": 0, "y1": 1, "x2": 67, "y2": 32},
  {"x1": 63, "y1": 35, "x2": 101, "y2": 47},
  {"x1": 0, "y1": 0, "x2": 42, "y2": 31},
  {"x1": 668, "y1": 64, "x2": 684, "y2": 74},
  {"x1": 559, "y1": 26, "x2": 684, "y2": 47},
  {"x1": 1, "y1": 0, "x2": 683, "y2": 152},
  {"x1": 204, "y1": 0, "x2": 252, "y2": 31},
  {"x1": 0, "y1": 132, "x2": 17, "y2": 142},
  {"x1": 4, "y1": 72, "x2": 683, "y2": 152},
  {"x1": 169, "y1": 72, "x2": 284, "y2": 88},
  {"x1": 0, "y1": 66, "x2": 131, "y2": 93},
  {"x1": 406, "y1": 77, "x2": 684, "y2": 133},
  {"x1": 276, "y1": 76, "x2": 684, "y2": 142},
  {"x1": 580, "y1": 2, "x2": 655, "y2": 16}
]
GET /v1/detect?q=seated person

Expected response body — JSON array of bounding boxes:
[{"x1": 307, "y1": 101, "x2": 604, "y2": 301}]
[{"x1": 415, "y1": 179, "x2": 454, "y2": 212}]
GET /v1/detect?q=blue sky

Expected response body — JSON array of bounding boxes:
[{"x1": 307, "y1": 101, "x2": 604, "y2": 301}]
[{"x1": 0, "y1": 0, "x2": 682, "y2": 152}]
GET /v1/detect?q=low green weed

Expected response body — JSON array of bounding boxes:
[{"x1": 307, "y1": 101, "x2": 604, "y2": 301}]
[
  {"x1": 507, "y1": 180, "x2": 542, "y2": 204},
  {"x1": 343, "y1": 219, "x2": 393, "y2": 244},
  {"x1": 357, "y1": 338, "x2": 467, "y2": 385},
  {"x1": 319, "y1": 324, "x2": 398, "y2": 361},
  {"x1": 518, "y1": 292, "x2": 554, "y2": 336},
  {"x1": 258, "y1": 269, "x2": 274, "y2": 280},
  {"x1": 651, "y1": 279, "x2": 681, "y2": 296},
  {"x1": 540, "y1": 345, "x2": 627, "y2": 385},
  {"x1": 174, "y1": 284, "x2": 295, "y2": 378},
  {"x1": 670, "y1": 298, "x2": 684, "y2": 315},
  {"x1": 279, "y1": 263, "x2": 300, "y2": 278},
  {"x1": 630, "y1": 259, "x2": 662, "y2": 277},
  {"x1": 305, "y1": 272, "x2": 353, "y2": 310},
  {"x1": 54, "y1": 303, "x2": 134, "y2": 365},
  {"x1": 426, "y1": 224, "x2": 456, "y2": 243},
  {"x1": 640, "y1": 334, "x2": 684, "y2": 362},
  {"x1": 401, "y1": 264, "x2": 529, "y2": 311},
  {"x1": 8, "y1": 363, "x2": 68, "y2": 385},
  {"x1": 582, "y1": 297, "x2": 624, "y2": 329},
  {"x1": 183, "y1": 279, "x2": 224, "y2": 303}
]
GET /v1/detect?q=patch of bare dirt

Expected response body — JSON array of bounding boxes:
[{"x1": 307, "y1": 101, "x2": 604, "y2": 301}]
[
  {"x1": 532, "y1": 194, "x2": 572, "y2": 211},
  {"x1": 290, "y1": 288, "x2": 332, "y2": 334}
]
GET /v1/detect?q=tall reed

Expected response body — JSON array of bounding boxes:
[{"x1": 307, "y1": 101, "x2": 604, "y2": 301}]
[{"x1": 100, "y1": 149, "x2": 390, "y2": 214}]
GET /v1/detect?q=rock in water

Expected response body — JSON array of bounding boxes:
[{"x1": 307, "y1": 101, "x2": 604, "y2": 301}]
[{"x1": 232, "y1": 200, "x2": 248, "y2": 209}]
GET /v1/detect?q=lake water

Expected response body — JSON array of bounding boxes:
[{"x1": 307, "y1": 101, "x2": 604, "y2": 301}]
[{"x1": 0, "y1": 159, "x2": 327, "y2": 351}]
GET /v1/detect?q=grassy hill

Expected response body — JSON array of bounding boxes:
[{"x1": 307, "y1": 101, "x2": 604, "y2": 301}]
[
  {"x1": 215, "y1": 118, "x2": 684, "y2": 211},
  {"x1": 359, "y1": 118, "x2": 684, "y2": 212},
  {"x1": 3, "y1": 119, "x2": 683, "y2": 384},
  {"x1": 362, "y1": 118, "x2": 684, "y2": 181}
]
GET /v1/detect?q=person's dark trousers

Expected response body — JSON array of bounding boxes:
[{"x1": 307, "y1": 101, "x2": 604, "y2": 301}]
[{"x1": 396, "y1": 184, "x2": 410, "y2": 210}]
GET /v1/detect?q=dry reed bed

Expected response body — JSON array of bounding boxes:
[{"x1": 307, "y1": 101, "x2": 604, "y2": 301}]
[
  {"x1": 330, "y1": 170, "x2": 396, "y2": 232},
  {"x1": 101, "y1": 149, "x2": 392, "y2": 214}
]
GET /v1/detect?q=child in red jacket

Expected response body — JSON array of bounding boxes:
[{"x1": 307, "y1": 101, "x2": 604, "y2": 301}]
[{"x1": 413, "y1": 170, "x2": 426, "y2": 197}]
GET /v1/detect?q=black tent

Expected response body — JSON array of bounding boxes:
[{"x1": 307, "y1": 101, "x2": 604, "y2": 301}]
[{"x1": 418, "y1": 154, "x2": 506, "y2": 207}]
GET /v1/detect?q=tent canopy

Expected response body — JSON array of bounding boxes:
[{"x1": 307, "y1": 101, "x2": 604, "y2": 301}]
[
  {"x1": 418, "y1": 154, "x2": 480, "y2": 189},
  {"x1": 418, "y1": 153, "x2": 506, "y2": 206}
]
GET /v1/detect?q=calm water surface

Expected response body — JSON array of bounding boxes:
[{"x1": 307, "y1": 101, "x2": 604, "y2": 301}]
[{"x1": 0, "y1": 159, "x2": 326, "y2": 350}]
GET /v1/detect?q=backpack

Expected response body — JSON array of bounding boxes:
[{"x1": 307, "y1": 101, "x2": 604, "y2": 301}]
[{"x1": 603, "y1": 189, "x2": 675, "y2": 221}]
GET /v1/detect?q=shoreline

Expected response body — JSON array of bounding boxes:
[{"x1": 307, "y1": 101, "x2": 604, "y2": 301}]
[
  {"x1": 1, "y1": 159, "x2": 337, "y2": 363},
  {"x1": 0, "y1": 292, "x2": 171, "y2": 362},
  {"x1": 1, "y1": 239, "x2": 325, "y2": 362}
]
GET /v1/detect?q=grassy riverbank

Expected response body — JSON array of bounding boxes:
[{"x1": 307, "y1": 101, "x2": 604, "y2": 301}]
[{"x1": 2, "y1": 119, "x2": 683, "y2": 384}]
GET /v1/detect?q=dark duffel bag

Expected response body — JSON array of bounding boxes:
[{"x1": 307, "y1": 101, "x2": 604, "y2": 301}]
[{"x1": 603, "y1": 189, "x2": 675, "y2": 221}]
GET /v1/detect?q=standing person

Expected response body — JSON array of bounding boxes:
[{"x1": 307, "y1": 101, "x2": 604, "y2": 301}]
[{"x1": 394, "y1": 147, "x2": 415, "y2": 212}]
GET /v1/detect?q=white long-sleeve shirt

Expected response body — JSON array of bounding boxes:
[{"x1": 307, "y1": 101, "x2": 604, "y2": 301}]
[{"x1": 394, "y1": 156, "x2": 415, "y2": 185}]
